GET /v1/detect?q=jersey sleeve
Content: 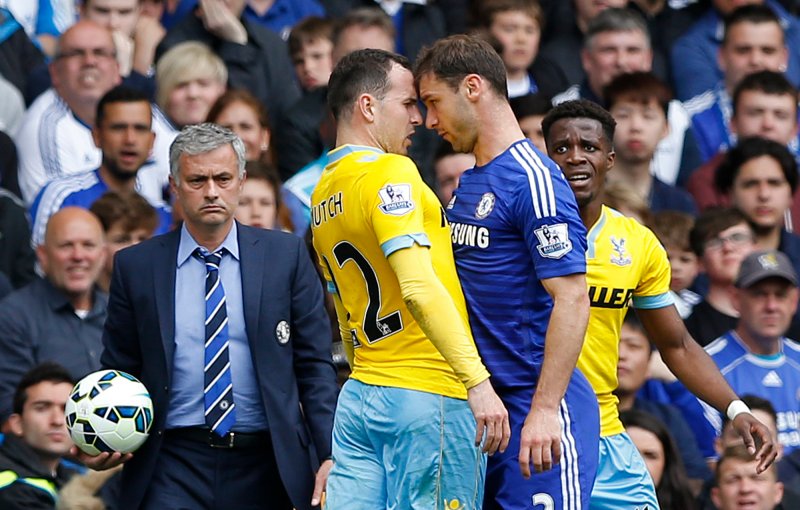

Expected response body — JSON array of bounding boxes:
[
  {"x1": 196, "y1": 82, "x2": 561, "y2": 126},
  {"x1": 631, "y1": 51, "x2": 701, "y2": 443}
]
[
  {"x1": 632, "y1": 226, "x2": 674, "y2": 309},
  {"x1": 362, "y1": 155, "x2": 431, "y2": 256},
  {"x1": 511, "y1": 149, "x2": 587, "y2": 280}
]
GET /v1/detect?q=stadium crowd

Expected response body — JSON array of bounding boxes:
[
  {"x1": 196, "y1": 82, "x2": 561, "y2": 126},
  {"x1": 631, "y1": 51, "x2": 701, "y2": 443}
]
[{"x1": 0, "y1": 0, "x2": 799, "y2": 509}]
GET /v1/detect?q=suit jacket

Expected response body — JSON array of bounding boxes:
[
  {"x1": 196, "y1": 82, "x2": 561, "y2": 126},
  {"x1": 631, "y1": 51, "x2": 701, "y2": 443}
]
[{"x1": 101, "y1": 224, "x2": 338, "y2": 510}]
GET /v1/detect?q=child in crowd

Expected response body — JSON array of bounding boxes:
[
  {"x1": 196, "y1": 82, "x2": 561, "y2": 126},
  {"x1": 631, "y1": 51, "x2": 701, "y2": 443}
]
[
  {"x1": 651, "y1": 211, "x2": 701, "y2": 318},
  {"x1": 237, "y1": 161, "x2": 293, "y2": 232},
  {"x1": 288, "y1": 16, "x2": 334, "y2": 93},
  {"x1": 89, "y1": 191, "x2": 158, "y2": 293},
  {"x1": 478, "y1": 0, "x2": 566, "y2": 99}
]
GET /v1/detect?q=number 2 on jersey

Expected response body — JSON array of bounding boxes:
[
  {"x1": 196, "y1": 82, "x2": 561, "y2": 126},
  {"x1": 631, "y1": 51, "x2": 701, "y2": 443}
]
[{"x1": 331, "y1": 241, "x2": 403, "y2": 345}]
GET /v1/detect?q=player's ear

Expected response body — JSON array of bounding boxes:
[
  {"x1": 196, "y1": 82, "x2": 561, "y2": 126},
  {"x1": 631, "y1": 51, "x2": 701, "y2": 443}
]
[
  {"x1": 358, "y1": 94, "x2": 376, "y2": 122},
  {"x1": 606, "y1": 150, "x2": 615, "y2": 170},
  {"x1": 463, "y1": 75, "x2": 481, "y2": 101}
]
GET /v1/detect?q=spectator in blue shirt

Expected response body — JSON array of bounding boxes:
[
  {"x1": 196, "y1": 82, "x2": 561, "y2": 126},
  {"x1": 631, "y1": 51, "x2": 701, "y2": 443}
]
[
  {"x1": 670, "y1": 0, "x2": 800, "y2": 101},
  {"x1": 244, "y1": 0, "x2": 324, "y2": 40},
  {"x1": 684, "y1": 5, "x2": 790, "y2": 163}
]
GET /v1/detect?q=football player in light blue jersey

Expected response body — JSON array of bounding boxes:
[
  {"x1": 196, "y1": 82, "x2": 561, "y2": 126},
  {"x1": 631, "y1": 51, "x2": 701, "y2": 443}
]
[{"x1": 416, "y1": 35, "x2": 600, "y2": 509}]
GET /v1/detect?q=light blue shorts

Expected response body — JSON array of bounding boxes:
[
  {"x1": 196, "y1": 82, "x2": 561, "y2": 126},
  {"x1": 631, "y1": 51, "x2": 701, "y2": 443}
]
[
  {"x1": 325, "y1": 379, "x2": 486, "y2": 510},
  {"x1": 589, "y1": 433, "x2": 660, "y2": 509}
]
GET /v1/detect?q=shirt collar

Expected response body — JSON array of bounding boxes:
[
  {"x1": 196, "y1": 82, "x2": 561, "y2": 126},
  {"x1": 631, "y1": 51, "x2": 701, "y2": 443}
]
[
  {"x1": 327, "y1": 144, "x2": 384, "y2": 166},
  {"x1": 378, "y1": 0, "x2": 426, "y2": 16},
  {"x1": 177, "y1": 222, "x2": 240, "y2": 267},
  {"x1": 42, "y1": 277, "x2": 107, "y2": 316}
]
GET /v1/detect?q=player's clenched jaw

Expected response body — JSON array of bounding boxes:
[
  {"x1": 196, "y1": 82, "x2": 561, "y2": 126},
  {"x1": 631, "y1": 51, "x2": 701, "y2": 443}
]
[
  {"x1": 418, "y1": 73, "x2": 478, "y2": 154},
  {"x1": 545, "y1": 117, "x2": 615, "y2": 208},
  {"x1": 372, "y1": 64, "x2": 422, "y2": 155}
]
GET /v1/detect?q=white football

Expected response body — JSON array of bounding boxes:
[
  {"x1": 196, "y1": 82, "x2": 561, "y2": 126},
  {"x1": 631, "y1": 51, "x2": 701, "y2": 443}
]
[{"x1": 65, "y1": 370, "x2": 153, "y2": 455}]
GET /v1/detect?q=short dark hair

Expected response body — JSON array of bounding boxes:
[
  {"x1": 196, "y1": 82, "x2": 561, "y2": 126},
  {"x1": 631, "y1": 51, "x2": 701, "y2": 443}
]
[
  {"x1": 732, "y1": 70, "x2": 798, "y2": 117},
  {"x1": 96, "y1": 85, "x2": 151, "y2": 128},
  {"x1": 715, "y1": 137, "x2": 798, "y2": 194},
  {"x1": 414, "y1": 34, "x2": 508, "y2": 99},
  {"x1": 328, "y1": 48, "x2": 411, "y2": 121},
  {"x1": 722, "y1": 4, "x2": 783, "y2": 46},
  {"x1": 477, "y1": 0, "x2": 545, "y2": 32},
  {"x1": 12, "y1": 362, "x2": 74, "y2": 415},
  {"x1": 716, "y1": 443, "x2": 778, "y2": 483},
  {"x1": 584, "y1": 8, "x2": 650, "y2": 50},
  {"x1": 622, "y1": 309, "x2": 644, "y2": 332},
  {"x1": 651, "y1": 211, "x2": 695, "y2": 251},
  {"x1": 331, "y1": 7, "x2": 395, "y2": 49},
  {"x1": 510, "y1": 93, "x2": 552, "y2": 120},
  {"x1": 90, "y1": 190, "x2": 159, "y2": 235},
  {"x1": 541, "y1": 99, "x2": 617, "y2": 147},
  {"x1": 689, "y1": 207, "x2": 751, "y2": 257},
  {"x1": 288, "y1": 16, "x2": 333, "y2": 58},
  {"x1": 604, "y1": 71, "x2": 672, "y2": 118}
]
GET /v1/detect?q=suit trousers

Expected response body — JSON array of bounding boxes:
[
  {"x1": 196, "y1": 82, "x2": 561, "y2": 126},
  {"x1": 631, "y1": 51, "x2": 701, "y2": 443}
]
[{"x1": 140, "y1": 432, "x2": 293, "y2": 510}]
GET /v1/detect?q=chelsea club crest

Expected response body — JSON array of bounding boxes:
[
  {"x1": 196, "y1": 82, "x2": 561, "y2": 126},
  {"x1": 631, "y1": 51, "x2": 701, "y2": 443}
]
[{"x1": 475, "y1": 192, "x2": 495, "y2": 219}]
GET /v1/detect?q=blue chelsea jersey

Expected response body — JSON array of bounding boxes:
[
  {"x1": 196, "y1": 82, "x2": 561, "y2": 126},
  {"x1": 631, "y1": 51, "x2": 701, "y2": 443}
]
[
  {"x1": 705, "y1": 331, "x2": 800, "y2": 452},
  {"x1": 446, "y1": 139, "x2": 588, "y2": 390}
]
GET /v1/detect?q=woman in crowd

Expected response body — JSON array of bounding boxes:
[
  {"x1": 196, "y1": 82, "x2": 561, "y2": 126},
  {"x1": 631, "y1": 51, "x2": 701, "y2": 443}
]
[
  {"x1": 207, "y1": 89, "x2": 274, "y2": 165},
  {"x1": 621, "y1": 409, "x2": 697, "y2": 510},
  {"x1": 236, "y1": 161, "x2": 293, "y2": 232}
]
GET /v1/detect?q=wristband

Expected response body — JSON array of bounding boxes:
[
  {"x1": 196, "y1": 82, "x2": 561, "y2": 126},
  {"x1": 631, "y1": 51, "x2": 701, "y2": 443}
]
[{"x1": 726, "y1": 399, "x2": 751, "y2": 421}]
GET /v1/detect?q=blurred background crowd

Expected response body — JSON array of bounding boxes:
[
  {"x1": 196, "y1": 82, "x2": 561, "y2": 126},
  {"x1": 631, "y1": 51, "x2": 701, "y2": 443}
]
[{"x1": 1, "y1": 0, "x2": 800, "y2": 509}]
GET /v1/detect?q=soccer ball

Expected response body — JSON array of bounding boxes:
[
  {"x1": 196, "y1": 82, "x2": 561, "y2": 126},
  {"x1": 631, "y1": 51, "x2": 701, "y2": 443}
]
[{"x1": 65, "y1": 370, "x2": 153, "y2": 455}]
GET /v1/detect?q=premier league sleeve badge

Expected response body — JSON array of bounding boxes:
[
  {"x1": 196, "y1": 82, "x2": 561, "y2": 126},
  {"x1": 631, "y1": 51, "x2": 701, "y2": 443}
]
[{"x1": 276, "y1": 320, "x2": 291, "y2": 344}]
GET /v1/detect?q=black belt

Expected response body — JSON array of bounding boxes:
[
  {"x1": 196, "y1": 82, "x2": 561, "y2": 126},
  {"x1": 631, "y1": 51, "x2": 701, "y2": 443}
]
[{"x1": 166, "y1": 427, "x2": 270, "y2": 449}]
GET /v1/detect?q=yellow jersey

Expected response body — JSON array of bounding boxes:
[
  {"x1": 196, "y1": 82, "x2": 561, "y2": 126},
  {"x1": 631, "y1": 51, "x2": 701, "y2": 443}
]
[
  {"x1": 578, "y1": 206, "x2": 673, "y2": 436},
  {"x1": 310, "y1": 145, "x2": 476, "y2": 399}
]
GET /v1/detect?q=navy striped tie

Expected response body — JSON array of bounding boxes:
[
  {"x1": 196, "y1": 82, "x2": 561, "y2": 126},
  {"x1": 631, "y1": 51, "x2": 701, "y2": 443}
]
[{"x1": 198, "y1": 248, "x2": 236, "y2": 436}]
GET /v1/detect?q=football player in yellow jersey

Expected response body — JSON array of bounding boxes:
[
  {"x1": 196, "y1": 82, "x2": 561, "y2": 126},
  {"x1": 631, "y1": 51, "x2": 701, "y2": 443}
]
[
  {"x1": 311, "y1": 49, "x2": 509, "y2": 510},
  {"x1": 542, "y1": 98, "x2": 777, "y2": 509}
]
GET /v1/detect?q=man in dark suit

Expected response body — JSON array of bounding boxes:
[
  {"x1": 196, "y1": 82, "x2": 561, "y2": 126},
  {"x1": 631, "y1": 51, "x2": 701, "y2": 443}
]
[{"x1": 75, "y1": 123, "x2": 338, "y2": 510}]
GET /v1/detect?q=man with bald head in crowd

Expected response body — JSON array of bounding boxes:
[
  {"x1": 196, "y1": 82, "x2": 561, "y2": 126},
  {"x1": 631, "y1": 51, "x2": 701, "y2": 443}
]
[
  {"x1": 15, "y1": 20, "x2": 174, "y2": 214},
  {"x1": 15, "y1": 21, "x2": 121, "y2": 204},
  {"x1": 0, "y1": 207, "x2": 107, "y2": 424}
]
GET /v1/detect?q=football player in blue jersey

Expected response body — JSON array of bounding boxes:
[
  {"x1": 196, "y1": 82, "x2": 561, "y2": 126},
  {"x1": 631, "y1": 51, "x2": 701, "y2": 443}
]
[{"x1": 416, "y1": 34, "x2": 600, "y2": 509}]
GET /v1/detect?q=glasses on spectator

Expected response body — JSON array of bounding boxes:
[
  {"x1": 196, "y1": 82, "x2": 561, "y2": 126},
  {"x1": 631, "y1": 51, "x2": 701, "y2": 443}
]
[
  {"x1": 55, "y1": 48, "x2": 117, "y2": 60},
  {"x1": 704, "y1": 232, "x2": 753, "y2": 252}
]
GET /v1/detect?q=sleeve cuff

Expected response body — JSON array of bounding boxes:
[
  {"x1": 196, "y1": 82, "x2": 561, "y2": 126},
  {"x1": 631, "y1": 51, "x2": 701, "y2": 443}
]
[
  {"x1": 380, "y1": 233, "x2": 431, "y2": 257},
  {"x1": 632, "y1": 292, "x2": 674, "y2": 309}
]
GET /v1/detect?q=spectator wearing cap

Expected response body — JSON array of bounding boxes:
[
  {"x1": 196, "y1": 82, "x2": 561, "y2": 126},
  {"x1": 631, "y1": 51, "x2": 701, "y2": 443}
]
[{"x1": 703, "y1": 250, "x2": 800, "y2": 455}]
